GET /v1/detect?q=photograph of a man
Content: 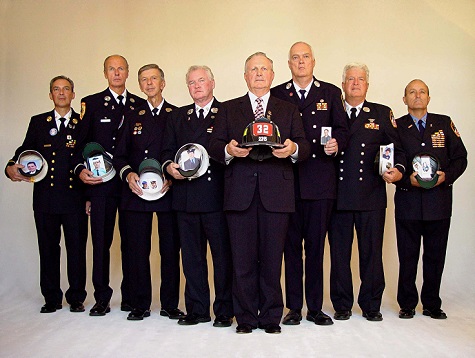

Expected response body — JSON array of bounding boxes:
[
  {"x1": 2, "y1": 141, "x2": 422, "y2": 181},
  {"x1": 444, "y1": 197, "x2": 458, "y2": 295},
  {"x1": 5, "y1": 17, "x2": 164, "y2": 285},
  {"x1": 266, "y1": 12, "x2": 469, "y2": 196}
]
[
  {"x1": 23, "y1": 161, "x2": 40, "y2": 175},
  {"x1": 90, "y1": 157, "x2": 107, "y2": 177},
  {"x1": 181, "y1": 148, "x2": 201, "y2": 171},
  {"x1": 320, "y1": 127, "x2": 332, "y2": 145}
]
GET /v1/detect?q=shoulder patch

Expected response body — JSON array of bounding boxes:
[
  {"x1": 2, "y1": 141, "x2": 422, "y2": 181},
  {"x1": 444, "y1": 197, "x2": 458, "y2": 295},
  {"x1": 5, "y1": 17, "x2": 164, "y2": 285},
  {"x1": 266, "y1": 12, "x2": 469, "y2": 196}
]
[
  {"x1": 80, "y1": 102, "x2": 86, "y2": 120},
  {"x1": 390, "y1": 110, "x2": 397, "y2": 128},
  {"x1": 450, "y1": 120, "x2": 461, "y2": 137}
]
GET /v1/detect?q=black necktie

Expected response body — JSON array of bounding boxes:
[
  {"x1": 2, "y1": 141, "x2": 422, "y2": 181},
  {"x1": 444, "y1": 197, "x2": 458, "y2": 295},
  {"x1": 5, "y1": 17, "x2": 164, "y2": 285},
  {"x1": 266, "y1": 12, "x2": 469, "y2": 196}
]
[
  {"x1": 59, "y1": 117, "x2": 66, "y2": 132},
  {"x1": 417, "y1": 119, "x2": 425, "y2": 138},
  {"x1": 152, "y1": 107, "x2": 158, "y2": 116},
  {"x1": 349, "y1": 107, "x2": 357, "y2": 126},
  {"x1": 117, "y1": 95, "x2": 125, "y2": 108},
  {"x1": 299, "y1": 89, "x2": 306, "y2": 107},
  {"x1": 198, "y1": 108, "x2": 204, "y2": 120},
  {"x1": 96, "y1": 169, "x2": 100, "y2": 176}
]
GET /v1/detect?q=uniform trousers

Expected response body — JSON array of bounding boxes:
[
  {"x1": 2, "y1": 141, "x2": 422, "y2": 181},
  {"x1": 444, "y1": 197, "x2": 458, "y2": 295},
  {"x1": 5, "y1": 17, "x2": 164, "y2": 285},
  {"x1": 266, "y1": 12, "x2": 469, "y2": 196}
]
[
  {"x1": 34, "y1": 210, "x2": 88, "y2": 304},
  {"x1": 329, "y1": 209, "x2": 385, "y2": 312},
  {"x1": 89, "y1": 195, "x2": 119, "y2": 302},
  {"x1": 226, "y1": 187, "x2": 289, "y2": 327},
  {"x1": 177, "y1": 211, "x2": 233, "y2": 317},
  {"x1": 396, "y1": 218, "x2": 450, "y2": 311},
  {"x1": 121, "y1": 210, "x2": 180, "y2": 310},
  {"x1": 285, "y1": 199, "x2": 334, "y2": 311}
]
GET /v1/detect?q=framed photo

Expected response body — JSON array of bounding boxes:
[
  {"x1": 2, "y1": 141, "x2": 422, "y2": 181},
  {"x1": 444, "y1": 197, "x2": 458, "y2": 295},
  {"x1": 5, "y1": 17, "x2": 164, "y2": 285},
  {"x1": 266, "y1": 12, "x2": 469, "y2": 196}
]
[{"x1": 320, "y1": 127, "x2": 332, "y2": 145}]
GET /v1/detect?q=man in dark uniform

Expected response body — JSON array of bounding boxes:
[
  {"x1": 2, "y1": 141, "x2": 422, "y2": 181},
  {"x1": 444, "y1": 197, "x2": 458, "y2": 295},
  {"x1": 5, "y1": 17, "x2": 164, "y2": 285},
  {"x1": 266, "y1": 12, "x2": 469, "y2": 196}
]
[
  {"x1": 162, "y1": 65, "x2": 233, "y2": 327},
  {"x1": 271, "y1": 41, "x2": 348, "y2": 326},
  {"x1": 182, "y1": 148, "x2": 201, "y2": 171},
  {"x1": 75, "y1": 55, "x2": 146, "y2": 316},
  {"x1": 328, "y1": 63, "x2": 406, "y2": 321},
  {"x1": 113, "y1": 64, "x2": 183, "y2": 321},
  {"x1": 395, "y1": 79, "x2": 467, "y2": 320},
  {"x1": 209, "y1": 52, "x2": 310, "y2": 334},
  {"x1": 5, "y1": 76, "x2": 87, "y2": 313}
]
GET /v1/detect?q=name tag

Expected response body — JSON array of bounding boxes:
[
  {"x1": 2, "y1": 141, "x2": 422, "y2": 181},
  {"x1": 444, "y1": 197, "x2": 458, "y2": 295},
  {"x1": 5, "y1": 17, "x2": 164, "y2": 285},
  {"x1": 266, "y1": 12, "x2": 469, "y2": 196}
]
[{"x1": 100, "y1": 118, "x2": 111, "y2": 123}]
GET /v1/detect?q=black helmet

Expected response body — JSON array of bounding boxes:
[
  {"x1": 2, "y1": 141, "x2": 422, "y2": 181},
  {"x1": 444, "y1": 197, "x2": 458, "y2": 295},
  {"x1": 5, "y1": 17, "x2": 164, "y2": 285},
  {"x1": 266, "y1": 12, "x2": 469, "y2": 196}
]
[
  {"x1": 412, "y1": 153, "x2": 441, "y2": 189},
  {"x1": 240, "y1": 117, "x2": 284, "y2": 161}
]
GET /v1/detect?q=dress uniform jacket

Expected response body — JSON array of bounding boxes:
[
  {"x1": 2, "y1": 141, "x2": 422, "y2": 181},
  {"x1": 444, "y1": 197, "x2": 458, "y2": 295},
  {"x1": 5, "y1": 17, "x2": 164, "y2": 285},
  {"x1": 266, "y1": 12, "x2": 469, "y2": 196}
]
[
  {"x1": 75, "y1": 88, "x2": 146, "y2": 197},
  {"x1": 10, "y1": 110, "x2": 85, "y2": 213},
  {"x1": 114, "y1": 101, "x2": 176, "y2": 211},
  {"x1": 209, "y1": 94, "x2": 310, "y2": 212},
  {"x1": 162, "y1": 101, "x2": 225, "y2": 213},
  {"x1": 161, "y1": 100, "x2": 233, "y2": 318},
  {"x1": 6, "y1": 109, "x2": 87, "y2": 305},
  {"x1": 394, "y1": 113, "x2": 467, "y2": 221},
  {"x1": 271, "y1": 77, "x2": 348, "y2": 200},
  {"x1": 336, "y1": 101, "x2": 406, "y2": 210}
]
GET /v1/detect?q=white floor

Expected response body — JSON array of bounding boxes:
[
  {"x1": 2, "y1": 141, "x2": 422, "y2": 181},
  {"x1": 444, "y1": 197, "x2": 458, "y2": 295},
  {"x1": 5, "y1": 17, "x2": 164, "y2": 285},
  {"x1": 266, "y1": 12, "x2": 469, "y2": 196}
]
[{"x1": 1, "y1": 290, "x2": 474, "y2": 358}]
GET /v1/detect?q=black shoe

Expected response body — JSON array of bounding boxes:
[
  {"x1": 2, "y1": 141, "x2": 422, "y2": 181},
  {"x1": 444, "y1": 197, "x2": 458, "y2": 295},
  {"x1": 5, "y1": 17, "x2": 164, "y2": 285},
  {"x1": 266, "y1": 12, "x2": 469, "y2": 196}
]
[
  {"x1": 120, "y1": 302, "x2": 133, "y2": 312},
  {"x1": 40, "y1": 302, "x2": 62, "y2": 313},
  {"x1": 306, "y1": 310, "x2": 334, "y2": 325},
  {"x1": 282, "y1": 309, "x2": 302, "y2": 325},
  {"x1": 177, "y1": 313, "x2": 211, "y2": 325},
  {"x1": 127, "y1": 308, "x2": 151, "y2": 320},
  {"x1": 258, "y1": 323, "x2": 281, "y2": 334},
  {"x1": 213, "y1": 315, "x2": 233, "y2": 327},
  {"x1": 236, "y1": 323, "x2": 255, "y2": 334},
  {"x1": 160, "y1": 308, "x2": 185, "y2": 320},
  {"x1": 423, "y1": 308, "x2": 447, "y2": 319},
  {"x1": 363, "y1": 311, "x2": 383, "y2": 321},
  {"x1": 89, "y1": 301, "x2": 110, "y2": 316},
  {"x1": 70, "y1": 302, "x2": 85, "y2": 313},
  {"x1": 334, "y1": 310, "x2": 352, "y2": 320},
  {"x1": 398, "y1": 308, "x2": 415, "y2": 319}
]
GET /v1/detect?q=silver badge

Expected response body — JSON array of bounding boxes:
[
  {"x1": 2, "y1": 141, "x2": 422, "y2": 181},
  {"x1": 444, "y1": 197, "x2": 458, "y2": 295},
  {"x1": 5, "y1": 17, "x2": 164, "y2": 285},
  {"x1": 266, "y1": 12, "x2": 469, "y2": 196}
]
[
  {"x1": 286, "y1": 83, "x2": 292, "y2": 90},
  {"x1": 130, "y1": 98, "x2": 135, "y2": 103},
  {"x1": 211, "y1": 108, "x2": 218, "y2": 113},
  {"x1": 363, "y1": 107, "x2": 370, "y2": 112},
  {"x1": 314, "y1": 80, "x2": 320, "y2": 87},
  {"x1": 104, "y1": 96, "x2": 111, "y2": 101},
  {"x1": 49, "y1": 128, "x2": 58, "y2": 136},
  {"x1": 187, "y1": 109, "x2": 194, "y2": 115}
]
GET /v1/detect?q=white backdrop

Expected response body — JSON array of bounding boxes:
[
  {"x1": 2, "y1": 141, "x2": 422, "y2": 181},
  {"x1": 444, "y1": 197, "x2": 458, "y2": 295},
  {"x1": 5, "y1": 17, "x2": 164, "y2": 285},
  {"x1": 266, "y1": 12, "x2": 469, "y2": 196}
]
[{"x1": 1, "y1": 0, "x2": 474, "y2": 319}]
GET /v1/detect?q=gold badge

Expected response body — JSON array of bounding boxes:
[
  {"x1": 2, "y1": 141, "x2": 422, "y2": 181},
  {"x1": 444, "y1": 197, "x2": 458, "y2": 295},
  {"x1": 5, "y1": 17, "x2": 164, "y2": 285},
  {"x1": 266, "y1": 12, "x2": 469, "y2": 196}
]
[
  {"x1": 130, "y1": 98, "x2": 135, "y2": 103},
  {"x1": 363, "y1": 107, "x2": 370, "y2": 113},
  {"x1": 139, "y1": 110, "x2": 146, "y2": 115},
  {"x1": 450, "y1": 121, "x2": 461, "y2": 137},
  {"x1": 364, "y1": 123, "x2": 379, "y2": 130},
  {"x1": 368, "y1": 118, "x2": 375, "y2": 123},
  {"x1": 46, "y1": 116, "x2": 52, "y2": 122},
  {"x1": 211, "y1": 108, "x2": 218, "y2": 113},
  {"x1": 314, "y1": 80, "x2": 320, "y2": 87},
  {"x1": 187, "y1": 109, "x2": 194, "y2": 115},
  {"x1": 316, "y1": 100, "x2": 328, "y2": 110},
  {"x1": 80, "y1": 102, "x2": 86, "y2": 119},
  {"x1": 165, "y1": 107, "x2": 172, "y2": 112},
  {"x1": 286, "y1": 83, "x2": 292, "y2": 90},
  {"x1": 72, "y1": 118, "x2": 78, "y2": 125}
]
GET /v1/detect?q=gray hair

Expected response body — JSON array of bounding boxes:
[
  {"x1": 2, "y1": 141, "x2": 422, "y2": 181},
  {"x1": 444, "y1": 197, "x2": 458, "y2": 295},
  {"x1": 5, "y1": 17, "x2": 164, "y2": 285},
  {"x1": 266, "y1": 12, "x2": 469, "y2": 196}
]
[
  {"x1": 244, "y1": 52, "x2": 273, "y2": 72},
  {"x1": 342, "y1": 62, "x2": 370, "y2": 83},
  {"x1": 404, "y1": 79, "x2": 430, "y2": 96},
  {"x1": 138, "y1": 64, "x2": 165, "y2": 80},
  {"x1": 288, "y1": 41, "x2": 315, "y2": 60},
  {"x1": 186, "y1": 65, "x2": 214, "y2": 83}
]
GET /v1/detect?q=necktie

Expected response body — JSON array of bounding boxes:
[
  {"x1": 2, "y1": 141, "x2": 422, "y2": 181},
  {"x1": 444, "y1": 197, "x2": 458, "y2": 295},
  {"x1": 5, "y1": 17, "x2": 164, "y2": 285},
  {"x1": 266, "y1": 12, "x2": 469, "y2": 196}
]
[
  {"x1": 152, "y1": 107, "x2": 158, "y2": 116},
  {"x1": 117, "y1": 95, "x2": 125, "y2": 108},
  {"x1": 254, "y1": 98, "x2": 264, "y2": 119},
  {"x1": 59, "y1": 117, "x2": 66, "y2": 132},
  {"x1": 96, "y1": 169, "x2": 100, "y2": 176},
  {"x1": 417, "y1": 119, "x2": 425, "y2": 138},
  {"x1": 349, "y1": 107, "x2": 357, "y2": 126},
  {"x1": 198, "y1": 108, "x2": 204, "y2": 120},
  {"x1": 299, "y1": 89, "x2": 306, "y2": 107}
]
